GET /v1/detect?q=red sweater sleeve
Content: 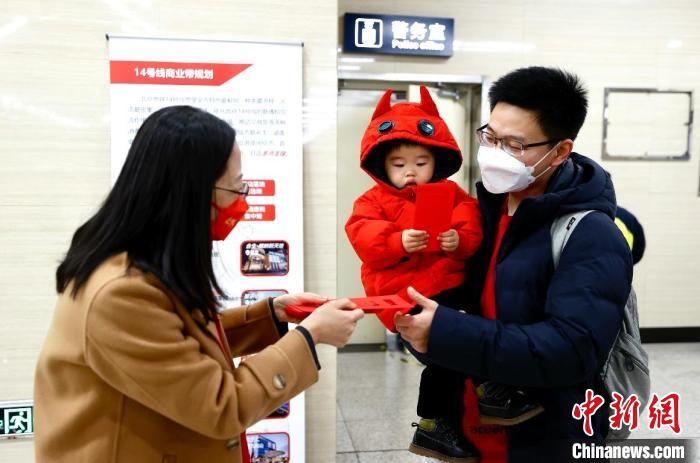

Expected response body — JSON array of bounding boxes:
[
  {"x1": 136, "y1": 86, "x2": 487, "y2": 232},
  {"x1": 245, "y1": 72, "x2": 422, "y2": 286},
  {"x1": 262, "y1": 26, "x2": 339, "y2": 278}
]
[
  {"x1": 449, "y1": 185, "x2": 483, "y2": 260},
  {"x1": 345, "y1": 189, "x2": 407, "y2": 269}
]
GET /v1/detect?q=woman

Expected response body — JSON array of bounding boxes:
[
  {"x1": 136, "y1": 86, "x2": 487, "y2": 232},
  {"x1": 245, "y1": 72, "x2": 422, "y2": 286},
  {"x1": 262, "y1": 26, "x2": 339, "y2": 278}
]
[{"x1": 34, "y1": 106, "x2": 363, "y2": 463}]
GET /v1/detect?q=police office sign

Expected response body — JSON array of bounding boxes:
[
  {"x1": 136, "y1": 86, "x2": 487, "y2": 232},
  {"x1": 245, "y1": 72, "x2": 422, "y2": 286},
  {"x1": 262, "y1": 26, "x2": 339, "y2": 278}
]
[
  {"x1": 0, "y1": 400, "x2": 33, "y2": 439},
  {"x1": 343, "y1": 13, "x2": 453, "y2": 57}
]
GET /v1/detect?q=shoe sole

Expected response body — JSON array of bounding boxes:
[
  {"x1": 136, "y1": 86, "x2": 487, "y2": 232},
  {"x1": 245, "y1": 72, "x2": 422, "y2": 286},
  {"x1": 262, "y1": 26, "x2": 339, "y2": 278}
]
[
  {"x1": 408, "y1": 443, "x2": 480, "y2": 463},
  {"x1": 479, "y1": 404, "x2": 545, "y2": 426}
]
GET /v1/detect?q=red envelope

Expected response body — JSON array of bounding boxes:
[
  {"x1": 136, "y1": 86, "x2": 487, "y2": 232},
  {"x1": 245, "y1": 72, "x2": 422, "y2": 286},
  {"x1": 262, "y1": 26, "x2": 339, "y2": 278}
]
[
  {"x1": 414, "y1": 182, "x2": 456, "y2": 251},
  {"x1": 284, "y1": 304, "x2": 317, "y2": 320},
  {"x1": 285, "y1": 295, "x2": 414, "y2": 320},
  {"x1": 349, "y1": 295, "x2": 414, "y2": 313}
]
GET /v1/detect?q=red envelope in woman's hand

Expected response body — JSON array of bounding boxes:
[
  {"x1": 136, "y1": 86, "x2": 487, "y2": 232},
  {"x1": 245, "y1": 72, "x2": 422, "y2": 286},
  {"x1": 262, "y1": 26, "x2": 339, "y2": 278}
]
[
  {"x1": 285, "y1": 295, "x2": 413, "y2": 320},
  {"x1": 284, "y1": 304, "x2": 316, "y2": 320},
  {"x1": 414, "y1": 182, "x2": 456, "y2": 252}
]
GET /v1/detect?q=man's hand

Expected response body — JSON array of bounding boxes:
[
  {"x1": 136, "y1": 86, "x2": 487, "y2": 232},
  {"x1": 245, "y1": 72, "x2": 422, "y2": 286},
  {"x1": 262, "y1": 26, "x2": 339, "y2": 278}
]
[
  {"x1": 394, "y1": 287, "x2": 438, "y2": 353},
  {"x1": 402, "y1": 229, "x2": 428, "y2": 253},
  {"x1": 438, "y1": 229, "x2": 459, "y2": 252},
  {"x1": 272, "y1": 293, "x2": 329, "y2": 323}
]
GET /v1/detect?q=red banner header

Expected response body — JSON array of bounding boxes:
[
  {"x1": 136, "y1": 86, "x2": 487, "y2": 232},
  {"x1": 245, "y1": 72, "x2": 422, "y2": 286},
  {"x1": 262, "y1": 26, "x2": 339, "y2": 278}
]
[{"x1": 110, "y1": 61, "x2": 251, "y2": 86}]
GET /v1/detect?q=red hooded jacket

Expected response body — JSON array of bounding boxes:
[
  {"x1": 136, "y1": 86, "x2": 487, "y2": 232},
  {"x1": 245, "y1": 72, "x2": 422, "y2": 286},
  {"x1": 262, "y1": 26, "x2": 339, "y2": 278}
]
[{"x1": 345, "y1": 87, "x2": 482, "y2": 330}]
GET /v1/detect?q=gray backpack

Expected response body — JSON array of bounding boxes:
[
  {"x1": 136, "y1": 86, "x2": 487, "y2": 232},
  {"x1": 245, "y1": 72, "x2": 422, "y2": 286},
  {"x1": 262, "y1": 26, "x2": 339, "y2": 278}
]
[{"x1": 551, "y1": 210, "x2": 650, "y2": 440}]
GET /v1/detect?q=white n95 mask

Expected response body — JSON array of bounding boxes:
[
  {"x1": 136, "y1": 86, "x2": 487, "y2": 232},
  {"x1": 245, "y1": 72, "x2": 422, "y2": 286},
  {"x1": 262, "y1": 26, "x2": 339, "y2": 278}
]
[{"x1": 477, "y1": 143, "x2": 559, "y2": 194}]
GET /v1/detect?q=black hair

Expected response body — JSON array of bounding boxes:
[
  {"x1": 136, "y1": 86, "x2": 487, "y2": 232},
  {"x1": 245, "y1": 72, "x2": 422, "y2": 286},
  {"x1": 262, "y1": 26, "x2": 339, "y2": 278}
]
[
  {"x1": 488, "y1": 66, "x2": 588, "y2": 141},
  {"x1": 56, "y1": 106, "x2": 234, "y2": 320},
  {"x1": 363, "y1": 139, "x2": 460, "y2": 185}
]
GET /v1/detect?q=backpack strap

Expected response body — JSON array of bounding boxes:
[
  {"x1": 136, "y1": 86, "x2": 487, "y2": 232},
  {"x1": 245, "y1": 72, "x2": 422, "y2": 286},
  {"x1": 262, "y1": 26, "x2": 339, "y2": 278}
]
[
  {"x1": 551, "y1": 209, "x2": 649, "y2": 430},
  {"x1": 550, "y1": 210, "x2": 595, "y2": 268}
]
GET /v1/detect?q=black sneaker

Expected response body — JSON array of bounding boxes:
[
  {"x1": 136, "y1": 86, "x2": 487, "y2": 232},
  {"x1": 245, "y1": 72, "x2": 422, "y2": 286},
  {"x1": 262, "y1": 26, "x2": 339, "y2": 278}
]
[
  {"x1": 476, "y1": 382, "x2": 544, "y2": 426},
  {"x1": 408, "y1": 418, "x2": 480, "y2": 463}
]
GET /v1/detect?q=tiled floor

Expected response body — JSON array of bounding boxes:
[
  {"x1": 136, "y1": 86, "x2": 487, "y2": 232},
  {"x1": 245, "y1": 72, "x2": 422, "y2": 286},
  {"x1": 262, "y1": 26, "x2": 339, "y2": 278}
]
[{"x1": 336, "y1": 343, "x2": 700, "y2": 462}]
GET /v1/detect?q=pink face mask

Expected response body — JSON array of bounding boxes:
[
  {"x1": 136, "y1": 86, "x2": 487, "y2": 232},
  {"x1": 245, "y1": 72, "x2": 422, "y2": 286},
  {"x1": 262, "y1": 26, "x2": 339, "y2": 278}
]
[{"x1": 210, "y1": 197, "x2": 249, "y2": 241}]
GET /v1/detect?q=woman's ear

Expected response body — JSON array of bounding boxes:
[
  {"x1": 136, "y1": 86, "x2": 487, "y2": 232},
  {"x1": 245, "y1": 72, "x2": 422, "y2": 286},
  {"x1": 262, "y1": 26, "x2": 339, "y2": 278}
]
[{"x1": 551, "y1": 139, "x2": 574, "y2": 167}]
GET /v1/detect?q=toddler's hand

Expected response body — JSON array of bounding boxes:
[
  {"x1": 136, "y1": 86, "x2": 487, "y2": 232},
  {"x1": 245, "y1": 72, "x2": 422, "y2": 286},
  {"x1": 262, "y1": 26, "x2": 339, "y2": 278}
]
[
  {"x1": 438, "y1": 229, "x2": 459, "y2": 252},
  {"x1": 402, "y1": 229, "x2": 428, "y2": 253}
]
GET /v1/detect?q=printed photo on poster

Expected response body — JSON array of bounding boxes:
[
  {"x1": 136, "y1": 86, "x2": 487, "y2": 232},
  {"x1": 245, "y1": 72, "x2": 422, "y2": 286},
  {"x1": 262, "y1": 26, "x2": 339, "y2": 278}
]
[
  {"x1": 241, "y1": 241, "x2": 289, "y2": 276},
  {"x1": 267, "y1": 401, "x2": 290, "y2": 419},
  {"x1": 247, "y1": 432, "x2": 290, "y2": 462},
  {"x1": 241, "y1": 289, "x2": 288, "y2": 305}
]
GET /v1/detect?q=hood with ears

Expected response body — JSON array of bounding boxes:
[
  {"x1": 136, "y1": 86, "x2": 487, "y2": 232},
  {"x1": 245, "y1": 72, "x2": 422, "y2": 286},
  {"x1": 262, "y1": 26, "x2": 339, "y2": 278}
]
[{"x1": 360, "y1": 86, "x2": 463, "y2": 187}]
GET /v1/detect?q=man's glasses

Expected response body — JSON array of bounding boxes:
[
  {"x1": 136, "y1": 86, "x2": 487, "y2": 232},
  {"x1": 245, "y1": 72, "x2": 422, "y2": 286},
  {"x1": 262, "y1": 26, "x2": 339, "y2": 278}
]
[
  {"x1": 476, "y1": 124, "x2": 560, "y2": 158},
  {"x1": 215, "y1": 182, "x2": 249, "y2": 196}
]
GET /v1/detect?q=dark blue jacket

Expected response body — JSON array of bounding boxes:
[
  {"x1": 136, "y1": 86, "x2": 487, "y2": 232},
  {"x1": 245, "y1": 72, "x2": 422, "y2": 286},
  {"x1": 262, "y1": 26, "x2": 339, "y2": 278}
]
[{"x1": 417, "y1": 153, "x2": 633, "y2": 461}]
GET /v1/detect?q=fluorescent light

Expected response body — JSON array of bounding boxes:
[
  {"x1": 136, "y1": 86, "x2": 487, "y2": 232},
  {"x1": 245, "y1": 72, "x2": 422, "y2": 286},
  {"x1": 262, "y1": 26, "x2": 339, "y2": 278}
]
[
  {"x1": 453, "y1": 40, "x2": 535, "y2": 53},
  {"x1": 338, "y1": 65, "x2": 361, "y2": 71},
  {"x1": 339, "y1": 57, "x2": 375, "y2": 64}
]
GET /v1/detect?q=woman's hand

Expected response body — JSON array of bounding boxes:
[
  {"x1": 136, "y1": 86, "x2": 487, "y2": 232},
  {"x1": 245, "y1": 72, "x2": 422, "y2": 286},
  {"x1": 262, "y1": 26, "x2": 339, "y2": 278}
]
[
  {"x1": 272, "y1": 293, "x2": 329, "y2": 323},
  {"x1": 300, "y1": 299, "x2": 364, "y2": 348},
  {"x1": 394, "y1": 287, "x2": 438, "y2": 353}
]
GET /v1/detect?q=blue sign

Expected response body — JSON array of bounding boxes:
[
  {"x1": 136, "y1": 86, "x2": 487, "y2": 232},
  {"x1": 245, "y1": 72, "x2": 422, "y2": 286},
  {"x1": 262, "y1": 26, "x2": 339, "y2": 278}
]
[{"x1": 343, "y1": 13, "x2": 453, "y2": 57}]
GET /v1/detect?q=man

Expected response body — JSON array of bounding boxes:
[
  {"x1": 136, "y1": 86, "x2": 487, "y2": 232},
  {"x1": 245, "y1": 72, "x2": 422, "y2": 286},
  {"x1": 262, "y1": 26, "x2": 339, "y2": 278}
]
[{"x1": 396, "y1": 67, "x2": 632, "y2": 462}]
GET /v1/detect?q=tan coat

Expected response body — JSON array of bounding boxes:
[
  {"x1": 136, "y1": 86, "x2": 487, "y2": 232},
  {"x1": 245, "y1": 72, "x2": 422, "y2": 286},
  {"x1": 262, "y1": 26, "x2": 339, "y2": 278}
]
[{"x1": 34, "y1": 253, "x2": 318, "y2": 463}]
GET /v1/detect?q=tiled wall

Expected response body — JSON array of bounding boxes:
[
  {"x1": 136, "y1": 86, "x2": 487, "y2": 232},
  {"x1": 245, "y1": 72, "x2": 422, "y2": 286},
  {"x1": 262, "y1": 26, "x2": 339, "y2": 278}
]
[
  {"x1": 339, "y1": 0, "x2": 700, "y2": 328},
  {"x1": 0, "y1": 1, "x2": 338, "y2": 461}
]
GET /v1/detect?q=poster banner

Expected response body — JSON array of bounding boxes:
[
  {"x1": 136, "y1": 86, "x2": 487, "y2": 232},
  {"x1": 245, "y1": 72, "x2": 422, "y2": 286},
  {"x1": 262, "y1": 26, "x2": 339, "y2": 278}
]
[{"x1": 108, "y1": 35, "x2": 305, "y2": 462}]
